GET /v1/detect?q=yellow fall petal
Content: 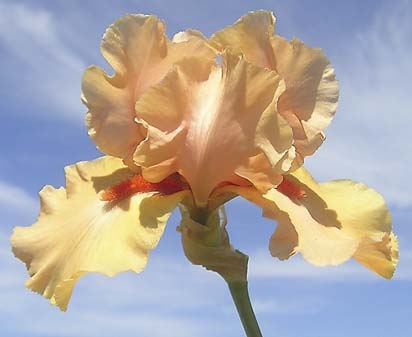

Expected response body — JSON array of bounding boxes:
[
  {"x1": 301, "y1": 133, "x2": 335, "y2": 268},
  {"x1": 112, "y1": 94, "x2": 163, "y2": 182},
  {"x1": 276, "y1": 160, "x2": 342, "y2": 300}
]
[
  {"x1": 210, "y1": 11, "x2": 338, "y2": 162},
  {"x1": 82, "y1": 14, "x2": 215, "y2": 160},
  {"x1": 11, "y1": 156, "x2": 186, "y2": 311},
  {"x1": 134, "y1": 51, "x2": 293, "y2": 206},
  {"x1": 228, "y1": 185, "x2": 359, "y2": 266},
  {"x1": 290, "y1": 168, "x2": 398, "y2": 278},
  {"x1": 219, "y1": 167, "x2": 397, "y2": 278}
]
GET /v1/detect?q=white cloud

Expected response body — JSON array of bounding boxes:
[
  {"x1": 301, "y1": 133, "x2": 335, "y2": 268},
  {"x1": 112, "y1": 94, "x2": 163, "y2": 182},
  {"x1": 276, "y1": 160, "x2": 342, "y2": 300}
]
[
  {"x1": 249, "y1": 250, "x2": 365, "y2": 281},
  {"x1": 251, "y1": 297, "x2": 322, "y2": 316},
  {"x1": 22, "y1": 311, "x2": 217, "y2": 337},
  {"x1": 0, "y1": 180, "x2": 37, "y2": 215},
  {"x1": 0, "y1": 2, "x2": 86, "y2": 123},
  {"x1": 306, "y1": 0, "x2": 412, "y2": 207},
  {"x1": 248, "y1": 249, "x2": 411, "y2": 282}
]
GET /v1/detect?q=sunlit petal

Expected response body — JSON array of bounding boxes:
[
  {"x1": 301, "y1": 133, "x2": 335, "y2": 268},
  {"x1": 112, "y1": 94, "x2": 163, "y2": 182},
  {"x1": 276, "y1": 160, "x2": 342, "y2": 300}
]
[
  {"x1": 134, "y1": 51, "x2": 293, "y2": 206},
  {"x1": 172, "y1": 29, "x2": 207, "y2": 43},
  {"x1": 210, "y1": 11, "x2": 338, "y2": 162},
  {"x1": 272, "y1": 36, "x2": 339, "y2": 159},
  {"x1": 82, "y1": 14, "x2": 215, "y2": 160},
  {"x1": 289, "y1": 167, "x2": 398, "y2": 278},
  {"x1": 210, "y1": 10, "x2": 276, "y2": 69},
  {"x1": 229, "y1": 185, "x2": 358, "y2": 266},
  {"x1": 11, "y1": 156, "x2": 186, "y2": 311},
  {"x1": 219, "y1": 167, "x2": 397, "y2": 278},
  {"x1": 235, "y1": 149, "x2": 295, "y2": 192}
]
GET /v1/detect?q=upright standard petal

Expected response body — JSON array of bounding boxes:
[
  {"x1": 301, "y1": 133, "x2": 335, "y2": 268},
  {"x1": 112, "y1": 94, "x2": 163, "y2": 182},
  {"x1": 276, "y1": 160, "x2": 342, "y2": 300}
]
[
  {"x1": 82, "y1": 14, "x2": 215, "y2": 160},
  {"x1": 210, "y1": 10, "x2": 276, "y2": 69},
  {"x1": 224, "y1": 168, "x2": 398, "y2": 278},
  {"x1": 11, "y1": 156, "x2": 186, "y2": 311},
  {"x1": 272, "y1": 36, "x2": 338, "y2": 159},
  {"x1": 134, "y1": 51, "x2": 293, "y2": 206},
  {"x1": 210, "y1": 11, "x2": 338, "y2": 162}
]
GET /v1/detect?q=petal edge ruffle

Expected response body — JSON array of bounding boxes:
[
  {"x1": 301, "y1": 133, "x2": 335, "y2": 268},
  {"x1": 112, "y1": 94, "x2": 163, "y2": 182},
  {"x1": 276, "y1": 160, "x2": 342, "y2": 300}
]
[
  {"x1": 219, "y1": 167, "x2": 398, "y2": 278},
  {"x1": 11, "y1": 156, "x2": 185, "y2": 311},
  {"x1": 82, "y1": 14, "x2": 215, "y2": 161},
  {"x1": 134, "y1": 51, "x2": 293, "y2": 205},
  {"x1": 209, "y1": 11, "x2": 339, "y2": 163}
]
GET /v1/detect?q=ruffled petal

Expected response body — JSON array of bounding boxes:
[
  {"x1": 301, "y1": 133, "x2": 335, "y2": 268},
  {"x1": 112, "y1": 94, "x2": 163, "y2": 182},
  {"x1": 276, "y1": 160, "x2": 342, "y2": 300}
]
[
  {"x1": 210, "y1": 10, "x2": 276, "y2": 69},
  {"x1": 209, "y1": 11, "x2": 338, "y2": 161},
  {"x1": 134, "y1": 51, "x2": 293, "y2": 206},
  {"x1": 220, "y1": 167, "x2": 397, "y2": 278},
  {"x1": 172, "y1": 29, "x2": 207, "y2": 43},
  {"x1": 235, "y1": 149, "x2": 295, "y2": 192},
  {"x1": 289, "y1": 168, "x2": 398, "y2": 278},
  {"x1": 272, "y1": 36, "x2": 339, "y2": 159},
  {"x1": 229, "y1": 185, "x2": 359, "y2": 266},
  {"x1": 11, "y1": 156, "x2": 186, "y2": 311},
  {"x1": 82, "y1": 14, "x2": 215, "y2": 160}
]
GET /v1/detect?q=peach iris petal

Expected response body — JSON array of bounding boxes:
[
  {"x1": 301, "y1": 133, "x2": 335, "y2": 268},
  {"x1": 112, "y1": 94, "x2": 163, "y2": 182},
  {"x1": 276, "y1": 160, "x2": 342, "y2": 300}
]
[
  {"x1": 82, "y1": 14, "x2": 215, "y2": 160},
  {"x1": 210, "y1": 10, "x2": 276, "y2": 69},
  {"x1": 220, "y1": 167, "x2": 398, "y2": 278},
  {"x1": 172, "y1": 29, "x2": 208, "y2": 43},
  {"x1": 11, "y1": 156, "x2": 187, "y2": 311},
  {"x1": 235, "y1": 150, "x2": 295, "y2": 192},
  {"x1": 134, "y1": 52, "x2": 294, "y2": 206},
  {"x1": 272, "y1": 36, "x2": 338, "y2": 159},
  {"x1": 210, "y1": 11, "x2": 339, "y2": 162}
]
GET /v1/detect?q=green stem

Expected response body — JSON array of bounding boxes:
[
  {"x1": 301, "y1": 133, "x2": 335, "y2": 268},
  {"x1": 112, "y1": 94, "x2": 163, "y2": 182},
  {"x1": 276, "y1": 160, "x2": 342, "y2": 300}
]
[{"x1": 228, "y1": 280, "x2": 263, "y2": 337}]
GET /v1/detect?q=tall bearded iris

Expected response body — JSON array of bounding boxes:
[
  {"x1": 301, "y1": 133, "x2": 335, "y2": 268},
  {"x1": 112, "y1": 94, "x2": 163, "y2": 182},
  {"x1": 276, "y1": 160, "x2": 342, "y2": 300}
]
[{"x1": 11, "y1": 11, "x2": 398, "y2": 337}]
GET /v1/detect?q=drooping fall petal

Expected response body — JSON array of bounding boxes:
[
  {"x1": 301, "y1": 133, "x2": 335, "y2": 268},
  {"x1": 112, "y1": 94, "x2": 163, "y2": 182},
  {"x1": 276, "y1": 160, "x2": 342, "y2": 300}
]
[
  {"x1": 287, "y1": 168, "x2": 398, "y2": 278},
  {"x1": 11, "y1": 156, "x2": 186, "y2": 311},
  {"x1": 220, "y1": 167, "x2": 398, "y2": 278},
  {"x1": 228, "y1": 185, "x2": 359, "y2": 266},
  {"x1": 210, "y1": 11, "x2": 339, "y2": 163},
  {"x1": 82, "y1": 14, "x2": 215, "y2": 160},
  {"x1": 134, "y1": 51, "x2": 294, "y2": 206}
]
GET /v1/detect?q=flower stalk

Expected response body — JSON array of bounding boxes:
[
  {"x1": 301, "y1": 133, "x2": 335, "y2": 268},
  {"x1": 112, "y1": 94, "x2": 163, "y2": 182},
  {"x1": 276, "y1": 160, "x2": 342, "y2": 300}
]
[{"x1": 228, "y1": 280, "x2": 263, "y2": 337}]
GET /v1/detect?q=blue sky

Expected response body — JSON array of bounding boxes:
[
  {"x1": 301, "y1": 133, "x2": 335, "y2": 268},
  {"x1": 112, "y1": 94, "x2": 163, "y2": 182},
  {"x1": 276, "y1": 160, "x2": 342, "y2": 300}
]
[{"x1": 0, "y1": 0, "x2": 411, "y2": 336}]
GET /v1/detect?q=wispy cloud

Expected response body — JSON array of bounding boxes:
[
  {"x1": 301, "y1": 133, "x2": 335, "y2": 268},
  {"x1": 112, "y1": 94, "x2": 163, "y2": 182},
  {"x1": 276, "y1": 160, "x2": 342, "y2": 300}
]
[
  {"x1": 249, "y1": 248, "x2": 412, "y2": 282},
  {"x1": 251, "y1": 297, "x2": 322, "y2": 316},
  {"x1": 0, "y1": 180, "x2": 37, "y2": 215},
  {"x1": 307, "y1": 0, "x2": 412, "y2": 207},
  {"x1": 0, "y1": 2, "x2": 86, "y2": 123}
]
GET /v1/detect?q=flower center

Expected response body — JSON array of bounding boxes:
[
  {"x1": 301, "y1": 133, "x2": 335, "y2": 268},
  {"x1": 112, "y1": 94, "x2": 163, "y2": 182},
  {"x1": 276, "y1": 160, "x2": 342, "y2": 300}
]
[
  {"x1": 276, "y1": 178, "x2": 306, "y2": 199},
  {"x1": 101, "y1": 174, "x2": 186, "y2": 202}
]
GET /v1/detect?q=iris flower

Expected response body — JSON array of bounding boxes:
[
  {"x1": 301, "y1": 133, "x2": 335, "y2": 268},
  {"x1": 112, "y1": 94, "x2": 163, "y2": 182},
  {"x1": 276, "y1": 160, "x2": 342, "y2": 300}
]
[{"x1": 11, "y1": 11, "x2": 397, "y2": 335}]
